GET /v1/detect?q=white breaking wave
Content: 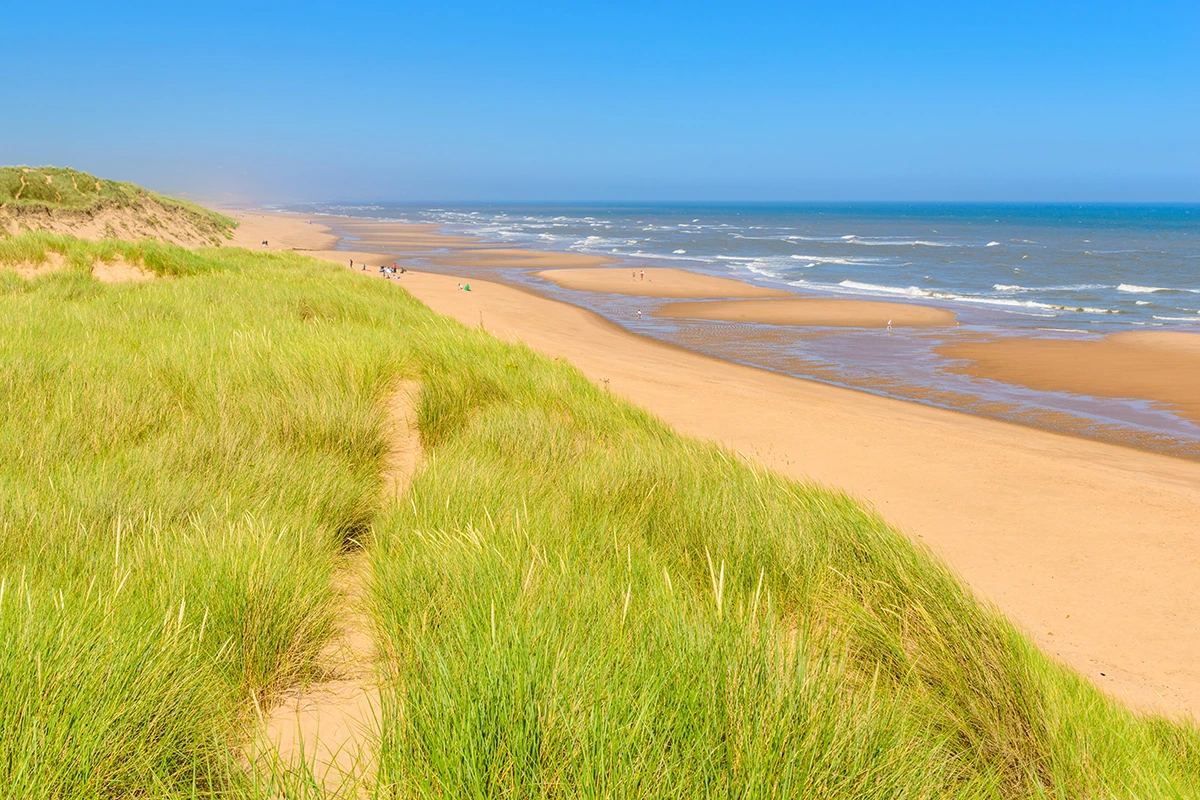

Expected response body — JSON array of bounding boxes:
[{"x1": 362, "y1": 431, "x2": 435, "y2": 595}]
[
  {"x1": 986, "y1": 241, "x2": 1001, "y2": 247},
  {"x1": 1118, "y1": 283, "x2": 1182, "y2": 294},
  {"x1": 992, "y1": 283, "x2": 1111, "y2": 293},
  {"x1": 847, "y1": 238, "x2": 954, "y2": 247},
  {"x1": 789, "y1": 254, "x2": 877, "y2": 265},
  {"x1": 673, "y1": 249, "x2": 687, "y2": 254},
  {"x1": 835, "y1": 280, "x2": 1118, "y2": 314},
  {"x1": 838, "y1": 280, "x2": 925, "y2": 297},
  {"x1": 1153, "y1": 315, "x2": 1200, "y2": 322},
  {"x1": 628, "y1": 251, "x2": 715, "y2": 263}
]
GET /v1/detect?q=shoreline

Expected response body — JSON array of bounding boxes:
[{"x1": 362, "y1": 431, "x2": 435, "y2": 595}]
[
  {"x1": 242, "y1": 209, "x2": 1200, "y2": 460},
  {"x1": 224, "y1": 208, "x2": 1200, "y2": 719}
]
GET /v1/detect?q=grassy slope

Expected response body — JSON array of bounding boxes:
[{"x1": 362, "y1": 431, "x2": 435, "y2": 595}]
[
  {"x1": 0, "y1": 233, "x2": 1197, "y2": 797},
  {"x1": 0, "y1": 166, "x2": 235, "y2": 240}
]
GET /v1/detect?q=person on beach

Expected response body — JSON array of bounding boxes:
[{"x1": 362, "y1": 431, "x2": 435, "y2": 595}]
[
  {"x1": 637, "y1": 309, "x2": 642, "y2": 319},
  {"x1": 639, "y1": 270, "x2": 645, "y2": 281},
  {"x1": 350, "y1": 259, "x2": 353, "y2": 269}
]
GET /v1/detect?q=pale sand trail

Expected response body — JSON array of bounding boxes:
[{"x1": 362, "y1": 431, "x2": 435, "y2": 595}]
[
  {"x1": 256, "y1": 381, "x2": 421, "y2": 793},
  {"x1": 235, "y1": 211, "x2": 1200, "y2": 718}
]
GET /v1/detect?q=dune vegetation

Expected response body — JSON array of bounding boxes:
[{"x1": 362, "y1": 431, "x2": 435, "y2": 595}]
[
  {"x1": 0, "y1": 167, "x2": 235, "y2": 245},
  {"x1": 0, "y1": 229, "x2": 1197, "y2": 798}
]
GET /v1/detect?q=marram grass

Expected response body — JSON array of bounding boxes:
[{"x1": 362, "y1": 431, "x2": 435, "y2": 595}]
[{"x1": 0, "y1": 233, "x2": 1197, "y2": 797}]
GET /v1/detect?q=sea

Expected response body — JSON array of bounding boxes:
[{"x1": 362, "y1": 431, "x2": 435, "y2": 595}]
[{"x1": 287, "y1": 202, "x2": 1200, "y2": 455}]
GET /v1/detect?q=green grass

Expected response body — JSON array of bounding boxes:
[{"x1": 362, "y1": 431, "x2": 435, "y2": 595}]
[
  {"x1": 0, "y1": 232, "x2": 1197, "y2": 797},
  {"x1": 0, "y1": 165, "x2": 235, "y2": 240}
]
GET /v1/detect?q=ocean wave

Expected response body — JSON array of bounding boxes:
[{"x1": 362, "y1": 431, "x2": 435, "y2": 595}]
[
  {"x1": 986, "y1": 241, "x2": 1001, "y2": 247},
  {"x1": 628, "y1": 250, "x2": 715, "y2": 263},
  {"x1": 1152, "y1": 315, "x2": 1200, "y2": 322},
  {"x1": 789, "y1": 254, "x2": 878, "y2": 265},
  {"x1": 835, "y1": 280, "x2": 1118, "y2": 314},
  {"x1": 847, "y1": 238, "x2": 955, "y2": 247},
  {"x1": 1117, "y1": 283, "x2": 1191, "y2": 294},
  {"x1": 991, "y1": 283, "x2": 1112, "y2": 293},
  {"x1": 838, "y1": 280, "x2": 925, "y2": 297}
]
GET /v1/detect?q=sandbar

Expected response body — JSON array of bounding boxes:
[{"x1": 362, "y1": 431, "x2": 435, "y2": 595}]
[
  {"x1": 659, "y1": 297, "x2": 958, "y2": 327},
  {"x1": 535, "y1": 267, "x2": 788, "y2": 298},
  {"x1": 940, "y1": 331, "x2": 1200, "y2": 425}
]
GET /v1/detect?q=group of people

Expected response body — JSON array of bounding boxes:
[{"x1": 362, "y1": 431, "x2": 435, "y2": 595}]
[{"x1": 348, "y1": 258, "x2": 405, "y2": 278}]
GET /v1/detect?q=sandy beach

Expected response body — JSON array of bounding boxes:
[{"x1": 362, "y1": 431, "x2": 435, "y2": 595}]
[
  {"x1": 658, "y1": 297, "x2": 959, "y2": 327},
  {"x1": 231, "y1": 210, "x2": 1200, "y2": 719}
]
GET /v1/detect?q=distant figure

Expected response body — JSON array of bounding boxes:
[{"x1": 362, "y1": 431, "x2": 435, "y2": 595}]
[
  {"x1": 632, "y1": 270, "x2": 637, "y2": 280},
  {"x1": 636, "y1": 309, "x2": 642, "y2": 319},
  {"x1": 639, "y1": 270, "x2": 645, "y2": 281},
  {"x1": 457, "y1": 283, "x2": 463, "y2": 290},
  {"x1": 463, "y1": 284, "x2": 472, "y2": 292},
  {"x1": 350, "y1": 259, "x2": 353, "y2": 268},
  {"x1": 886, "y1": 319, "x2": 893, "y2": 330}
]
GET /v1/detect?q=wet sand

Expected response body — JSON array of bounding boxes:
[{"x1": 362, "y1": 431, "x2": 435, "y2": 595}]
[
  {"x1": 942, "y1": 331, "x2": 1200, "y2": 426},
  {"x1": 229, "y1": 209, "x2": 1200, "y2": 719},
  {"x1": 660, "y1": 297, "x2": 959, "y2": 327}
]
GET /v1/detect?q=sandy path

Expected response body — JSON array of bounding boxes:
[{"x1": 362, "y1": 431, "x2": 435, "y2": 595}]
[
  {"x1": 234, "y1": 211, "x2": 1200, "y2": 719},
  {"x1": 258, "y1": 381, "x2": 421, "y2": 793}
]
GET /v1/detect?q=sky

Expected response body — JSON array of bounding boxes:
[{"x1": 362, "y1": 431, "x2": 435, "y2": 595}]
[{"x1": 4, "y1": 1, "x2": 1198, "y2": 202}]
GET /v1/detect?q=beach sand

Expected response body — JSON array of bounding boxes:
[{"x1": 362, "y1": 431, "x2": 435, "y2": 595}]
[
  {"x1": 659, "y1": 297, "x2": 958, "y2": 327},
  {"x1": 534, "y1": 267, "x2": 790, "y2": 298},
  {"x1": 942, "y1": 331, "x2": 1200, "y2": 425},
  {"x1": 232, "y1": 210, "x2": 1200, "y2": 719}
]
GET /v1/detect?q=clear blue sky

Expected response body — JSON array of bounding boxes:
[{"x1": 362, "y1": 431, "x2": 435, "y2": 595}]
[{"x1": 5, "y1": 1, "x2": 1198, "y2": 202}]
